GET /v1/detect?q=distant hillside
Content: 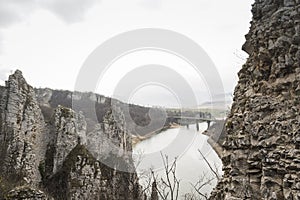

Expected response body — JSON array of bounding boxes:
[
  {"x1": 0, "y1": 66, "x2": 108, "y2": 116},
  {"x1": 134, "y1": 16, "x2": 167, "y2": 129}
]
[{"x1": 35, "y1": 88, "x2": 168, "y2": 136}]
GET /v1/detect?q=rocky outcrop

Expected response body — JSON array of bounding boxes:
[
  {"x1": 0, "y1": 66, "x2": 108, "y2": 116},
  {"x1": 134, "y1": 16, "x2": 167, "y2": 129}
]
[
  {"x1": 51, "y1": 106, "x2": 87, "y2": 173},
  {"x1": 43, "y1": 107, "x2": 141, "y2": 200},
  {"x1": 0, "y1": 70, "x2": 45, "y2": 193},
  {"x1": 0, "y1": 70, "x2": 142, "y2": 199},
  {"x1": 210, "y1": 0, "x2": 300, "y2": 199},
  {"x1": 87, "y1": 108, "x2": 132, "y2": 162},
  {"x1": 44, "y1": 144, "x2": 141, "y2": 200}
]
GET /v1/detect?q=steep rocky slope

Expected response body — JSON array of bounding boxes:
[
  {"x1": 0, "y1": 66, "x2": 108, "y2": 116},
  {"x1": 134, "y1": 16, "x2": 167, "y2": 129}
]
[
  {"x1": 211, "y1": 0, "x2": 300, "y2": 199},
  {"x1": 0, "y1": 70, "x2": 142, "y2": 200},
  {"x1": 0, "y1": 70, "x2": 46, "y2": 195}
]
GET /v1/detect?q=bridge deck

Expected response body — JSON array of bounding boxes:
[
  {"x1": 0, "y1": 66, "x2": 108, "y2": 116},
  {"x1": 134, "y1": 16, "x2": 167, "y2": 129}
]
[{"x1": 167, "y1": 116, "x2": 215, "y2": 121}]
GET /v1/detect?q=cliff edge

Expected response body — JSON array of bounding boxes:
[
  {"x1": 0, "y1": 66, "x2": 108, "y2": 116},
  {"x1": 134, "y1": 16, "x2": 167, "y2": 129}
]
[{"x1": 210, "y1": 0, "x2": 300, "y2": 199}]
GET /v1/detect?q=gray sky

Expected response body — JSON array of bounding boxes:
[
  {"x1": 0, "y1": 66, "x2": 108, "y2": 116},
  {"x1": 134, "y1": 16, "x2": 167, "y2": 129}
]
[{"x1": 0, "y1": 0, "x2": 254, "y2": 107}]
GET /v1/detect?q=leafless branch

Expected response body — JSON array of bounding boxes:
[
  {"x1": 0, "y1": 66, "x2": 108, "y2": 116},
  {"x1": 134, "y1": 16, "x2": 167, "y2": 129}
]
[
  {"x1": 190, "y1": 173, "x2": 215, "y2": 200},
  {"x1": 198, "y1": 150, "x2": 220, "y2": 180},
  {"x1": 150, "y1": 152, "x2": 181, "y2": 200}
]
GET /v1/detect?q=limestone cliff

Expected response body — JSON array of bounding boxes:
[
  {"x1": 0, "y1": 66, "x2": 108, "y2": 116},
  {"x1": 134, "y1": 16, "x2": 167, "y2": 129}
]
[
  {"x1": 210, "y1": 0, "x2": 300, "y2": 199},
  {"x1": 0, "y1": 71, "x2": 142, "y2": 199},
  {"x1": 0, "y1": 70, "x2": 46, "y2": 191}
]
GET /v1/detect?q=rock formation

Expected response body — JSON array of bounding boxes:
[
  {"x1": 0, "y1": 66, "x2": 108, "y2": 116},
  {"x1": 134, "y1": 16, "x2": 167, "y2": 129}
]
[
  {"x1": 0, "y1": 70, "x2": 142, "y2": 199},
  {"x1": 0, "y1": 70, "x2": 46, "y2": 190},
  {"x1": 51, "y1": 106, "x2": 87, "y2": 174},
  {"x1": 210, "y1": 0, "x2": 300, "y2": 199}
]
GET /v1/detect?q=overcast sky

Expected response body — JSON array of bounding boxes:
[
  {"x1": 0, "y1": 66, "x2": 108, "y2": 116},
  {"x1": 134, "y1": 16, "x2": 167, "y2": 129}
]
[{"x1": 0, "y1": 0, "x2": 254, "y2": 107}]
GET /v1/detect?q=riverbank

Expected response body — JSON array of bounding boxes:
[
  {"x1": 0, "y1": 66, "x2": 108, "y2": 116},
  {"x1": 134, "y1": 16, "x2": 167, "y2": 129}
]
[
  {"x1": 132, "y1": 123, "x2": 180, "y2": 146},
  {"x1": 132, "y1": 120, "x2": 225, "y2": 154},
  {"x1": 132, "y1": 120, "x2": 226, "y2": 159},
  {"x1": 202, "y1": 120, "x2": 226, "y2": 158}
]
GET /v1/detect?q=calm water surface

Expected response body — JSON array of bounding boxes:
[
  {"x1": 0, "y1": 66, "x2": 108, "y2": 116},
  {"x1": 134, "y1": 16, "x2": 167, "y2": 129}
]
[{"x1": 133, "y1": 123, "x2": 223, "y2": 197}]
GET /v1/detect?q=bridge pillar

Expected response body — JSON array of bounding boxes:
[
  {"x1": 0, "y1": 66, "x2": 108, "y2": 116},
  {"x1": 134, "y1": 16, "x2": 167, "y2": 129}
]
[{"x1": 207, "y1": 121, "x2": 211, "y2": 129}]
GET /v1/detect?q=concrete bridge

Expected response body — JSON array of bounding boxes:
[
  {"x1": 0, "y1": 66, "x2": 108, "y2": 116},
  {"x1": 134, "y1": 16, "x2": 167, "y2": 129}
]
[{"x1": 167, "y1": 116, "x2": 216, "y2": 131}]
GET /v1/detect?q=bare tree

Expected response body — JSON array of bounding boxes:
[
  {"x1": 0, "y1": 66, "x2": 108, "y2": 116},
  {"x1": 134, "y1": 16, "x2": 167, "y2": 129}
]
[
  {"x1": 150, "y1": 152, "x2": 180, "y2": 200},
  {"x1": 198, "y1": 150, "x2": 220, "y2": 181},
  {"x1": 190, "y1": 173, "x2": 215, "y2": 200},
  {"x1": 188, "y1": 150, "x2": 221, "y2": 200},
  {"x1": 139, "y1": 150, "x2": 221, "y2": 200},
  {"x1": 139, "y1": 169, "x2": 155, "y2": 198}
]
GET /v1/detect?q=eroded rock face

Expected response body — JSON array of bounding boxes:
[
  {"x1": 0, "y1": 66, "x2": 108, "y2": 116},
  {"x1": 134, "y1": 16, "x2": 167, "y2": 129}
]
[
  {"x1": 45, "y1": 145, "x2": 141, "y2": 200},
  {"x1": 0, "y1": 71, "x2": 142, "y2": 199},
  {"x1": 210, "y1": 1, "x2": 300, "y2": 199},
  {"x1": 0, "y1": 70, "x2": 45, "y2": 187},
  {"x1": 51, "y1": 106, "x2": 87, "y2": 173},
  {"x1": 44, "y1": 108, "x2": 141, "y2": 200}
]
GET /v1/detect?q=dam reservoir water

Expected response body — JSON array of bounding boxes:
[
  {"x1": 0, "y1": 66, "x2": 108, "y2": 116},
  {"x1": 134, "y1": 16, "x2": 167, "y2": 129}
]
[{"x1": 133, "y1": 123, "x2": 223, "y2": 198}]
